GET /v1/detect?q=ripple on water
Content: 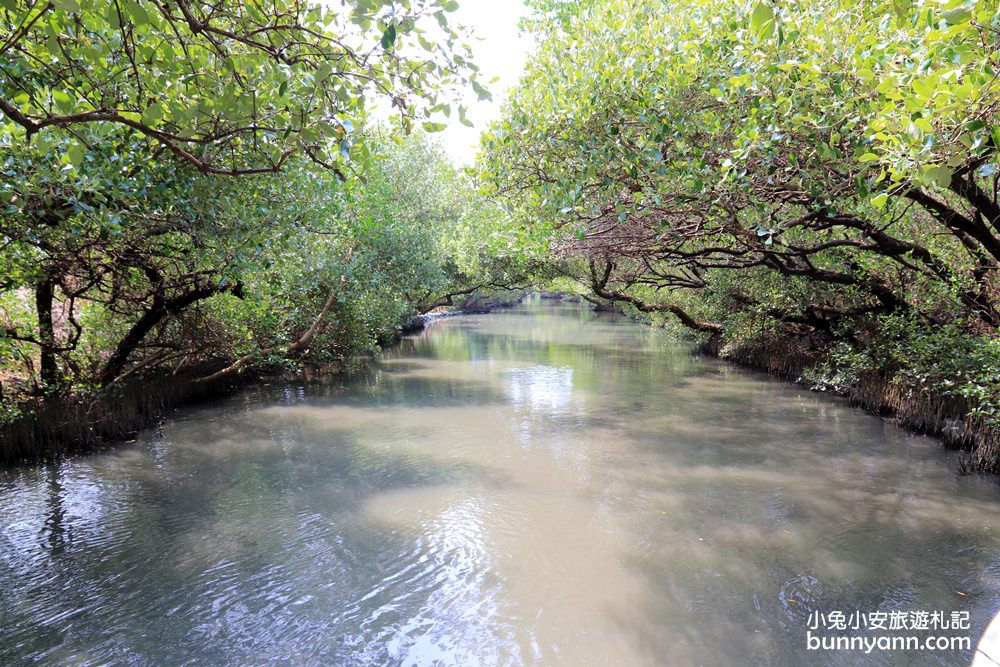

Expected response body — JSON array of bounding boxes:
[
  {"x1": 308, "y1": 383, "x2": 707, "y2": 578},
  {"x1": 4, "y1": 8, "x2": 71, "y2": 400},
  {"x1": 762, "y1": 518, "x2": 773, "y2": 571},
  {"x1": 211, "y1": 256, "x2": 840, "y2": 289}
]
[{"x1": 2, "y1": 302, "x2": 1000, "y2": 667}]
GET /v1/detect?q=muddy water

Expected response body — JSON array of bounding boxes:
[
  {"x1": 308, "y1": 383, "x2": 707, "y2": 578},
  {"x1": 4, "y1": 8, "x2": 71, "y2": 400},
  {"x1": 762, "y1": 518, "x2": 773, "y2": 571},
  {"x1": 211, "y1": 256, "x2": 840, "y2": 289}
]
[{"x1": 1, "y1": 300, "x2": 999, "y2": 666}]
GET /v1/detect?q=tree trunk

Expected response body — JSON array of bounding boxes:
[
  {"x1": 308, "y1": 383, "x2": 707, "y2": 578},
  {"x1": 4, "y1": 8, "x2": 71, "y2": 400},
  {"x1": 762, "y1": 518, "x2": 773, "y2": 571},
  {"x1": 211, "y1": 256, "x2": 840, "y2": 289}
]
[
  {"x1": 35, "y1": 278, "x2": 59, "y2": 396},
  {"x1": 99, "y1": 281, "x2": 239, "y2": 387}
]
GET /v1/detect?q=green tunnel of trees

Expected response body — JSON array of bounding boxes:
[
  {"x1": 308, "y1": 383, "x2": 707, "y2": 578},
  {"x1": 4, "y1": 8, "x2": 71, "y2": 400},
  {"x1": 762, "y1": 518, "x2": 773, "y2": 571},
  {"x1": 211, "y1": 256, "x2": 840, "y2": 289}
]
[{"x1": 2, "y1": 0, "x2": 1000, "y2": 472}]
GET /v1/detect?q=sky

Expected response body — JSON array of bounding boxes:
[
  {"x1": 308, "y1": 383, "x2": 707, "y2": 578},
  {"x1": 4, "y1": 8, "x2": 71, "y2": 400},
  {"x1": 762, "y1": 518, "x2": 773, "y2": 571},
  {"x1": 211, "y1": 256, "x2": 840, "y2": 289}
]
[{"x1": 437, "y1": 0, "x2": 533, "y2": 165}]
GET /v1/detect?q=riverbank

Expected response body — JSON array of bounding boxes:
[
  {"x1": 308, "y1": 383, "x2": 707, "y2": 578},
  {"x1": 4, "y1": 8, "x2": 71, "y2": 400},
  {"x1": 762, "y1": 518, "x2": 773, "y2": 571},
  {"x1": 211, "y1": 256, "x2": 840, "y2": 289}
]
[
  {"x1": 0, "y1": 369, "x2": 245, "y2": 465},
  {"x1": 4, "y1": 292, "x2": 995, "y2": 475},
  {"x1": 0, "y1": 298, "x2": 526, "y2": 466},
  {"x1": 532, "y1": 292, "x2": 1000, "y2": 475},
  {"x1": 402, "y1": 293, "x2": 527, "y2": 334}
]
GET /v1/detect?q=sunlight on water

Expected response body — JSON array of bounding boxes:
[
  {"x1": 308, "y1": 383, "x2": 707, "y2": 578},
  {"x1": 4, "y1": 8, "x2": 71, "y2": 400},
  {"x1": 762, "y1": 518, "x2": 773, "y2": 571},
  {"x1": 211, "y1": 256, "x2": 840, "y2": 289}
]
[{"x1": 2, "y1": 299, "x2": 999, "y2": 666}]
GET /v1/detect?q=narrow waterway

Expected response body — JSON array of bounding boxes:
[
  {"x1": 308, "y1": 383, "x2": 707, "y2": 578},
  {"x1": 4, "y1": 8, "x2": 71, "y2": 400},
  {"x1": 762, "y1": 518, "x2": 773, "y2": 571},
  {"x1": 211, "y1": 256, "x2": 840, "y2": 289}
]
[{"x1": 2, "y1": 300, "x2": 999, "y2": 666}]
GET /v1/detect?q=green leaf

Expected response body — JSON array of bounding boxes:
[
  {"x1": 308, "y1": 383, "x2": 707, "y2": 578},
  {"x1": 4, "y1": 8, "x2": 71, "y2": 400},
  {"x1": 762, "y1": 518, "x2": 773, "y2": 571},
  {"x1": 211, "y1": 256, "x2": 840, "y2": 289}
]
[
  {"x1": 67, "y1": 142, "x2": 85, "y2": 167},
  {"x1": 52, "y1": 89, "x2": 73, "y2": 113},
  {"x1": 422, "y1": 121, "x2": 447, "y2": 132},
  {"x1": 125, "y1": 0, "x2": 150, "y2": 25},
  {"x1": 941, "y1": 7, "x2": 972, "y2": 24},
  {"x1": 471, "y1": 80, "x2": 492, "y2": 102},
  {"x1": 313, "y1": 62, "x2": 333, "y2": 85},
  {"x1": 380, "y1": 24, "x2": 397, "y2": 50},
  {"x1": 52, "y1": 0, "x2": 80, "y2": 11},
  {"x1": 858, "y1": 153, "x2": 880, "y2": 163},
  {"x1": 458, "y1": 105, "x2": 473, "y2": 127},
  {"x1": 141, "y1": 103, "x2": 163, "y2": 127},
  {"x1": 870, "y1": 193, "x2": 888, "y2": 209},
  {"x1": 750, "y1": 3, "x2": 775, "y2": 38},
  {"x1": 910, "y1": 78, "x2": 935, "y2": 98},
  {"x1": 106, "y1": 2, "x2": 121, "y2": 28},
  {"x1": 922, "y1": 165, "x2": 953, "y2": 188}
]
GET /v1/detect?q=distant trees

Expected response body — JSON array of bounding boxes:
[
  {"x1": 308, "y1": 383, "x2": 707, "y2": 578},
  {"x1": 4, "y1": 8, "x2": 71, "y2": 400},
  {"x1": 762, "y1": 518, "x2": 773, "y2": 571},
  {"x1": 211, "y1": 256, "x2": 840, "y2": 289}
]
[{"x1": 482, "y1": 0, "x2": 1000, "y2": 468}]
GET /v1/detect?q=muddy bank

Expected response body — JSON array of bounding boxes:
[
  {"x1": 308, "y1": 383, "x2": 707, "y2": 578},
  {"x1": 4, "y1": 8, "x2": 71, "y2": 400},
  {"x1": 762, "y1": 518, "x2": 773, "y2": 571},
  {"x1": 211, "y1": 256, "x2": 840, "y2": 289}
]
[{"x1": 0, "y1": 369, "x2": 240, "y2": 465}]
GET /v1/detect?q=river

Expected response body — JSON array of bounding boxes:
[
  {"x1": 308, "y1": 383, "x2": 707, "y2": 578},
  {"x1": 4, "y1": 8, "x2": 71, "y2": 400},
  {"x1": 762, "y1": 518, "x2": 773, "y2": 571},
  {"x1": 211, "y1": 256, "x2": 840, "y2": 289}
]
[{"x1": 1, "y1": 299, "x2": 999, "y2": 666}]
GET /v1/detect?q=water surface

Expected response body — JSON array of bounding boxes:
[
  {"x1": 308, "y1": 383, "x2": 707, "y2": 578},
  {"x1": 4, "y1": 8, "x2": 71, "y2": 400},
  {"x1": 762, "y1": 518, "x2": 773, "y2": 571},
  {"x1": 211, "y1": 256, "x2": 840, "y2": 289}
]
[{"x1": 2, "y1": 300, "x2": 999, "y2": 666}]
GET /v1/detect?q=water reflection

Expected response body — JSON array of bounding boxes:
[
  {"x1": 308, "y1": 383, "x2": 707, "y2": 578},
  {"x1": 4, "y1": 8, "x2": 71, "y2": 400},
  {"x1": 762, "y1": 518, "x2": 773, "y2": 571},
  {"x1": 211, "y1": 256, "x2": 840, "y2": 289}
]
[
  {"x1": 507, "y1": 365, "x2": 574, "y2": 414},
  {"x1": 1, "y1": 299, "x2": 999, "y2": 666}
]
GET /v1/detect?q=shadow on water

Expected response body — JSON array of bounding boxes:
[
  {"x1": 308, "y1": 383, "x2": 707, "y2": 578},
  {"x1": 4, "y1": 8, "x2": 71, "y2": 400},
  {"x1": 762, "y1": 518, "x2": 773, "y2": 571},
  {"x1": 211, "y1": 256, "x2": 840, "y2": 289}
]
[
  {"x1": 0, "y1": 393, "x2": 507, "y2": 666},
  {"x1": 606, "y1": 371, "x2": 1000, "y2": 666},
  {"x1": 2, "y1": 299, "x2": 999, "y2": 667}
]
